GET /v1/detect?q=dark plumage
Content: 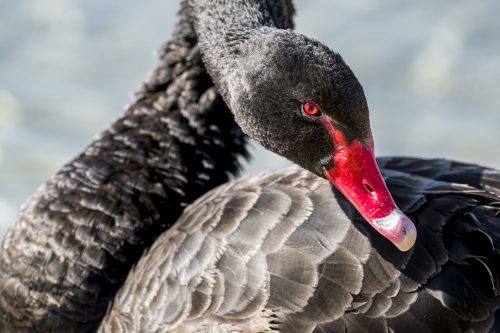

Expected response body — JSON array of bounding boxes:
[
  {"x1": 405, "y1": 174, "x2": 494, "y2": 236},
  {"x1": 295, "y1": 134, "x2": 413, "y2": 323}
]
[
  {"x1": 99, "y1": 158, "x2": 500, "y2": 332},
  {"x1": 0, "y1": 2, "x2": 248, "y2": 332},
  {"x1": 98, "y1": 0, "x2": 500, "y2": 332},
  {"x1": 2, "y1": 0, "x2": 500, "y2": 333}
]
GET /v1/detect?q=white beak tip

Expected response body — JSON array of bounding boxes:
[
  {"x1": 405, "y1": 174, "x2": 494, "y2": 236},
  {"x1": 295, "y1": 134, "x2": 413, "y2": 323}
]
[{"x1": 372, "y1": 210, "x2": 417, "y2": 252}]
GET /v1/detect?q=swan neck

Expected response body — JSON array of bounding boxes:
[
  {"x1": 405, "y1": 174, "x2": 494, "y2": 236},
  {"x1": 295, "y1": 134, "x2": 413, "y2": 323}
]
[
  {"x1": 0, "y1": 3, "x2": 248, "y2": 331},
  {"x1": 190, "y1": 0, "x2": 278, "y2": 50},
  {"x1": 189, "y1": 0, "x2": 292, "y2": 100}
]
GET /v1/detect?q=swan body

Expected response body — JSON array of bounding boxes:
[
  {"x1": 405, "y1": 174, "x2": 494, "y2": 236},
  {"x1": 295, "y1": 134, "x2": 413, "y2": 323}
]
[{"x1": 100, "y1": 158, "x2": 500, "y2": 332}]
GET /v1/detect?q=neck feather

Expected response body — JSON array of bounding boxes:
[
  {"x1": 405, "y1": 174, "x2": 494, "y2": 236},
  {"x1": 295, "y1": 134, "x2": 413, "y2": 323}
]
[
  {"x1": 189, "y1": 0, "x2": 293, "y2": 102},
  {"x1": 0, "y1": 2, "x2": 248, "y2": 331}
]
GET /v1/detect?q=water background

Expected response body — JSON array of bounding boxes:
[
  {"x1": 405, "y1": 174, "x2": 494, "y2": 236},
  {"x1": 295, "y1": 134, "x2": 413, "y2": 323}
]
[{"x1": 1, "y1": 0, "x2": 500, "y2": 233}]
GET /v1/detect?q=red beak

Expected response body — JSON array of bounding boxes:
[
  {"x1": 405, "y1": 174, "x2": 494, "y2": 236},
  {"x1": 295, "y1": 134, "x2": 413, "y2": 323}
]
[{"x1": 321, "y1": 116, "x2": 416, "y2": 251}]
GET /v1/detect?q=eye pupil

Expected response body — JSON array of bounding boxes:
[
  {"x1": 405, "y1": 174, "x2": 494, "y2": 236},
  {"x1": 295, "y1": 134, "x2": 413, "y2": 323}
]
[{"x1": 303, "y1": 101, "x2": 321, "y2": 116}]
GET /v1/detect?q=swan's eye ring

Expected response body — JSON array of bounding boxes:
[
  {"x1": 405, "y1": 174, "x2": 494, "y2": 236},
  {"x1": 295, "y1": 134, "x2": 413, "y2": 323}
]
[{"x1": 302, "y1": 101, "x2": 321, "y2": 117}]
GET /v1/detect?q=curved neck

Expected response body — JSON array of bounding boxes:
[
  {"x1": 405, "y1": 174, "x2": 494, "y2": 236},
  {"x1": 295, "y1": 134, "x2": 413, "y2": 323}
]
[
  {"x1": 190, "y1": 0, "x2": 292, "y2": 51},
  {"x1": 0, "y1": 2, "x2": 249, "y2": 332},
  {"x1": 189, "y1": 0, "x2": 293, "y2": 102}
]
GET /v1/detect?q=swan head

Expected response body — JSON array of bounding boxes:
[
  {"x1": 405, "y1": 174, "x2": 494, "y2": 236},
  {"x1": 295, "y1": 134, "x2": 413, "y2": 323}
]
[{"x1": 223, "y1": 29, "x2": 416, "y2": 251}]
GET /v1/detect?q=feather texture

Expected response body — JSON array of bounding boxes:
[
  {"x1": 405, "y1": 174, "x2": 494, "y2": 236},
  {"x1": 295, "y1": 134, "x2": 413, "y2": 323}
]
[
  {"x1": 0, "y1": 1, "x2": 251, "y2": 331},
  {"x1": 99, "y1": 158, "x2": 500, "y2": 332}
]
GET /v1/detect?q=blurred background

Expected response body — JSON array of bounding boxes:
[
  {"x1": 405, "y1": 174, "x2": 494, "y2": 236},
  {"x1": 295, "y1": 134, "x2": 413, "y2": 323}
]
[{"x1": 1, "y1": 0, "x2": 500, "y2": 233}]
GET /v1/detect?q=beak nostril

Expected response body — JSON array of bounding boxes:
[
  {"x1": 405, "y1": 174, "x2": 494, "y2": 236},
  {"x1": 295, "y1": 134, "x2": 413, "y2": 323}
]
[{"x1": 362, "y1": 181, "x2": 375, "y2": 196}]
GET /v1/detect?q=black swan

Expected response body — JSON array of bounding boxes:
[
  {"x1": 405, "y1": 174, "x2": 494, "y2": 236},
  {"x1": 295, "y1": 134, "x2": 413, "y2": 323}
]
[
  {"x1": 96, "y1": 0, "x2": 500, "y2": 332},
  {"x1": 2, "y1": 1, "x2": 500, "y2": 333}
]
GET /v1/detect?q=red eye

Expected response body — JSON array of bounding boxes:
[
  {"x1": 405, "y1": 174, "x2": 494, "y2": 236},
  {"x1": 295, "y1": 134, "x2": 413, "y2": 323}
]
[{"x1": 303, "y1": 101, "x2": 321, "y2": 116}]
